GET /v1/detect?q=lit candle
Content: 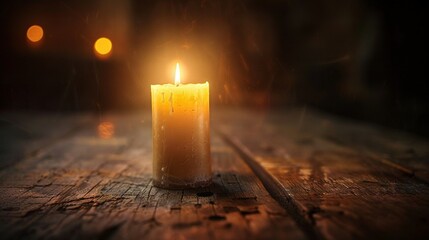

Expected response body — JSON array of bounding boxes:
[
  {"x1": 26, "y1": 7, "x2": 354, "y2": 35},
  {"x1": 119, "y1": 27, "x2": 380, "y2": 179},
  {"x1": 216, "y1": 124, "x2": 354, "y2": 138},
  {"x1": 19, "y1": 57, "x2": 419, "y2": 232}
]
[{"x1": 151, "y1": 63, "x2": 211, "y2": 189}]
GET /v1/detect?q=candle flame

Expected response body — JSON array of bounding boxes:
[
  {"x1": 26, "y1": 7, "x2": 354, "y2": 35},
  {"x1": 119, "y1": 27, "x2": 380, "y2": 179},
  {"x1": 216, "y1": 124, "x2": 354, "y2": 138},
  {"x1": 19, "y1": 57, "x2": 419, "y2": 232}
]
[{"x1": 175, "y1": 62, "x2": 180, "y2": 85}]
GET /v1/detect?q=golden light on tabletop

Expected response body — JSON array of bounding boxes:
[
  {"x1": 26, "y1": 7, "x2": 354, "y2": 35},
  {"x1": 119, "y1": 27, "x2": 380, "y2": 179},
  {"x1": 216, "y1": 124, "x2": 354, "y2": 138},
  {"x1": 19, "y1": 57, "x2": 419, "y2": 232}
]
[
  {"x1": 26, "y1": 25, "x2": 43, "y2": 43},
  {"x1": 97, "y1": 121, "x2": 115, "y2": 139},
  {"x1": 94, "y1": 37, "x2": 112, "y2": 58}
]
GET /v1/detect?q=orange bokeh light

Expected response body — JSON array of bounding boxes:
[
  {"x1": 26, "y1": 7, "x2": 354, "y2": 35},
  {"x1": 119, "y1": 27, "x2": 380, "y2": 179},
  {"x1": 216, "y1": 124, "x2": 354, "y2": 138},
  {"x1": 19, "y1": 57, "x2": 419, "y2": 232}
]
[
  {"x1": 97, "y1": 121, "x2": 115, "y2": 139},
  {"x1": 94, "y1": 37, "x2": 112, "y2": 58},
  {"x1": 27, "y1": 25, "x2": 43, "y2": 43}
]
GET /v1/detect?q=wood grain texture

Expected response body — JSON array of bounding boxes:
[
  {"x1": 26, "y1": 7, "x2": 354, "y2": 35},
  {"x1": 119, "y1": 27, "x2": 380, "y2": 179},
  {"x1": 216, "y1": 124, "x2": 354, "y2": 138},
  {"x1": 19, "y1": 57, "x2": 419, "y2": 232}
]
[
  {"x1": 0, "y1": 113, "x2": 91, "y2": 169},
  {"x1": 0, "y1": 112, "x2": 304, "y2": 240},
  {"x1": 215, "y1": 107, "x2": 429, "y2": 239}
]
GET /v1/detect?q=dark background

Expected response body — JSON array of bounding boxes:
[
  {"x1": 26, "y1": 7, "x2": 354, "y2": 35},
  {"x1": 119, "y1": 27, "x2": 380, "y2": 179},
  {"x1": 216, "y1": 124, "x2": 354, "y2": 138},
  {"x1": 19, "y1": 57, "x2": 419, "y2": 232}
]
[{"x1": 1, "y1": 0, "x2": 428, "y2": 136}]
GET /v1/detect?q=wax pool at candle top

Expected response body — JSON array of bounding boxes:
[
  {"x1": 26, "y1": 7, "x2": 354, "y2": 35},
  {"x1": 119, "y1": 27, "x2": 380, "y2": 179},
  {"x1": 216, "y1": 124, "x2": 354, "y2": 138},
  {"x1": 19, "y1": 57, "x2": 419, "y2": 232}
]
[{"x1": 151, "y1": 82, "x2": 211, "y2": 188}]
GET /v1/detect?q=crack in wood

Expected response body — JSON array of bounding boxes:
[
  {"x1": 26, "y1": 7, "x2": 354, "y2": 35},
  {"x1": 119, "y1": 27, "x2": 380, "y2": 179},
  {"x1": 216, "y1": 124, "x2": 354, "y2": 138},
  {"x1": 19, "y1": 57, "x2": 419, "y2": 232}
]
[{"x1": 218, "y1": 130, "x2": 325, "y2": 240}]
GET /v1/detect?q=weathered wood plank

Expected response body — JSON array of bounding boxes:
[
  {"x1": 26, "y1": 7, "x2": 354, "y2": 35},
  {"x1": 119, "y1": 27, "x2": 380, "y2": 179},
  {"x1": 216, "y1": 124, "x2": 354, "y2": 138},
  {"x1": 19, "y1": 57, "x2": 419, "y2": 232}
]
[
  {"x1": 0, "y1": 112, "x2": 91, "y2": 169},
  {"x1": 301, "y1": 108, "x2": 429, "y2": 183},
  {"x1": 0, "y1": 112, "x2": 305, "y2": 240},
  {"x1": 216, "y1": 107, "x2": 429, "y2": 239}
]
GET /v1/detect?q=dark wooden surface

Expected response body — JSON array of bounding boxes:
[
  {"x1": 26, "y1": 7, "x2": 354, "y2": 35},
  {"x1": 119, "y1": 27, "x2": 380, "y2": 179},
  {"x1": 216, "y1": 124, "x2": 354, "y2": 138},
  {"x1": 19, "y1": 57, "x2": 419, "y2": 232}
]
[{"x1": 1, "y1": 108, "x2": 428, "y2": 240}]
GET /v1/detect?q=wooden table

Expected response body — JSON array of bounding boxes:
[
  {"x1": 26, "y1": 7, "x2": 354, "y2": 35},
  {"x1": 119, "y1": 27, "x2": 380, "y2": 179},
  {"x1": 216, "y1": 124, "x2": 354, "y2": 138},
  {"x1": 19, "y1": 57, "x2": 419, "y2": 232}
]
[{"x1": 1, "y1": 107, "x2": 428, "y2": 240}]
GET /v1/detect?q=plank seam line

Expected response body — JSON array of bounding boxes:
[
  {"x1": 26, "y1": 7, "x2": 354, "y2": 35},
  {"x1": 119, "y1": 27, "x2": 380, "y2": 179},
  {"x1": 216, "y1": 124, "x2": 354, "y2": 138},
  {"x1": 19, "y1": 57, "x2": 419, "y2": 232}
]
[{"x1": 217, "y1": 130, "x2": 325, "y2": 240}]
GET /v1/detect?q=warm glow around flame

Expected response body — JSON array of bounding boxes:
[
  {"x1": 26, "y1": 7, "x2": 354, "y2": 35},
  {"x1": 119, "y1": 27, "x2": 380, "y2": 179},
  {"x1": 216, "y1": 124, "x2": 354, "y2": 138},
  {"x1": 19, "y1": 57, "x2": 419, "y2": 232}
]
[{"x1": 175, "y1": 62, "x2": 180, "y2": 85}]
